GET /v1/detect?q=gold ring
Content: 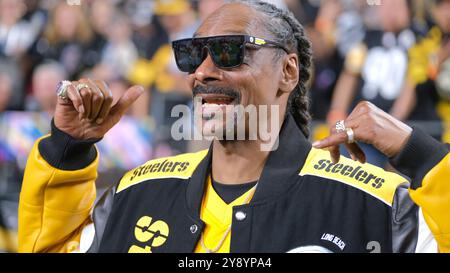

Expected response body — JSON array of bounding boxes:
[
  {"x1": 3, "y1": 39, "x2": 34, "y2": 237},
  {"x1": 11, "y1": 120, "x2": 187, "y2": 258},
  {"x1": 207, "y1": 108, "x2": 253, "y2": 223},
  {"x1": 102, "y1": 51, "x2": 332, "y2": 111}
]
[
  {"x1": 346, "y1": 127, "x2": 355, "y2": 144},
  {"x1": 77, "y1": 83, "x2": 90, "y2": 92}
]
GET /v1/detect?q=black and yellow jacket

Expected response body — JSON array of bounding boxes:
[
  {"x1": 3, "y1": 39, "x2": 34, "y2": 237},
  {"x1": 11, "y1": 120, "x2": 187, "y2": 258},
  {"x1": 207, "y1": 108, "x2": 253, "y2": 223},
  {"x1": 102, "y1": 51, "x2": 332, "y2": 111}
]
[{"x1": 18, "y1": 115, "x2": 450, "y2": 253}]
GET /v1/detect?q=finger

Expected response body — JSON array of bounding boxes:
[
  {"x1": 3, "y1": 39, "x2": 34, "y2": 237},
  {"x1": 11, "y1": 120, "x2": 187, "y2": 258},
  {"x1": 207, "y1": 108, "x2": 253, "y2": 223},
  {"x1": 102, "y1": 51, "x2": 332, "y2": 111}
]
[
  {"x1": 312, "y1": 131, "x2": 348, "y2": 149},
  {"x1": 77, "y1": 80, "x2": 92, "y2": 119},
  {"x1": 66, "y1": 82, "x2": 84, "y2": 114},
  {"x1": 94, "y1": 80, "x2": 113, "y2": 124},
  {"x1": 109, "y1": 85, "x2": 145, "y2": 123},
  {"x1": 85, "y1": 78, "x2": 104, "y2": 120},
  {"x1": 329, "y1": 144, "x2": 341, "y2": 164},
  {"x1": 313, "y1": 126, "x2": 347, "y2": 163},
  {"x1": 344, "y1": 142, "x2": 366, "y2": 164},
  {"x1": 313, "y1": 132, "x2": 365, "y2": 163}
]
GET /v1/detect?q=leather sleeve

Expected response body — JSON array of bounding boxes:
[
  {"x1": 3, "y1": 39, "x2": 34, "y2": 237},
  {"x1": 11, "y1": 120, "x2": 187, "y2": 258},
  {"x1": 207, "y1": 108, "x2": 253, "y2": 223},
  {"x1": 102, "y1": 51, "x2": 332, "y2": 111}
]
[
  {"x1": 390, "y1": 127, "x2": 450, "y2": 252},
  {"x1": 86, "y1": 185, "x2": 117, "y2": 253},
  {"x1": 391, "y1": 184, "x2": 419, "y2": 253}
]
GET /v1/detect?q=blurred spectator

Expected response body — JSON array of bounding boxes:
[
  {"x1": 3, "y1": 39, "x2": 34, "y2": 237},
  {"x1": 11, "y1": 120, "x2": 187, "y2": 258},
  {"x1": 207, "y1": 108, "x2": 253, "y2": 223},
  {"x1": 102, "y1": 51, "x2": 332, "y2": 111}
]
[
  {"x1": 125, "y1": 0, "x2": 168, "y2": 60},
  {"x1": 0, "y1": 58, "x2": 24, "y2": 110},
  {"x1": 334, "y1": 2, "x2": 366, "y2": 58},
  {"x1": 100, "y1": 11, "x2": 138, "y2": 80},
  {"x1": 301, "y1": 0, "x2": 344, "y2": 121},
  {"x1": 25, "y1": 61, "x2": 66, "y2": 116},
  {"x1": 33, "y1": 2, "x2": 94, "y2": 79},
  {"x1": 0, "y1": 0, "x2": 43, "y2": 59},
  {"x1": 391, "y1": 0, "x2": 450, "y2": 142},
  {"x1": 128, "y1": 0, "x2": 199, "y2": 153},
  {"x1": 0, "y1": 72, "x2": 12, "y2": 113},
  {"x1": 85, "y1": 0, "x2": 113, "y2": 69},
  {"x1": 285, "y1": 0, "x2": 321, "y2": 26},
  {"x1": 327, "y1": 0, "x2": 416, "y2": 166},
  {"x1": 0, "y1": 0, "x2": 36, "y2": 247}
]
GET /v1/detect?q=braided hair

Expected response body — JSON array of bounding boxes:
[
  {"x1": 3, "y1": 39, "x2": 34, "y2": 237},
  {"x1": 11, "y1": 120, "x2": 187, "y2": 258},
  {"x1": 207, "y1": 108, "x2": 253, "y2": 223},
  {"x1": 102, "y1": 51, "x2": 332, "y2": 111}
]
[{"x1": 231, "y1": 0, "x2": 313, "y2": 137}]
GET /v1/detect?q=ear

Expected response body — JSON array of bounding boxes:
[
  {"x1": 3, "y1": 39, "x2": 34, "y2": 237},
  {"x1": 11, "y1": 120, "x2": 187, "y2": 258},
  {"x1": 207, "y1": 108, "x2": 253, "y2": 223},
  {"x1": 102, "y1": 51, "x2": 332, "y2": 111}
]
[{"x1": 278, "y1": 53, "x2": 299, "y2": 95}]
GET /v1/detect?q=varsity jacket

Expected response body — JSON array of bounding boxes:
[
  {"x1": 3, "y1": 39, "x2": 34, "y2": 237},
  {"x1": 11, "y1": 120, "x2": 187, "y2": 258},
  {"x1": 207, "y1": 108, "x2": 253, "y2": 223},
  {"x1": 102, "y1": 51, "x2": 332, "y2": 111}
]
[{"x1": 18, "y1": 114, "x2": 450, "y2": 253}]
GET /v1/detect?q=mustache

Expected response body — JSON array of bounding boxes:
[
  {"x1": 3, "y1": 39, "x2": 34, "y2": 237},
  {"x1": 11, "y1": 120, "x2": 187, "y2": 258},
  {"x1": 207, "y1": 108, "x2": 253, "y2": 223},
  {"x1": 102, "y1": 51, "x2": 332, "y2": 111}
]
[{"x1": 192, "y1": 85, "x2": 241, "y2": 103}]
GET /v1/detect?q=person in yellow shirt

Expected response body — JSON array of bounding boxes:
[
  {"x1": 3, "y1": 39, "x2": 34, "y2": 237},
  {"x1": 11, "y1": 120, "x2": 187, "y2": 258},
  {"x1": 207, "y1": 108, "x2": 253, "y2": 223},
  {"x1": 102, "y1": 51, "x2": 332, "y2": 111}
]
[{"x1": 391, "y1": 0, "x2": 450, "y2": 142}]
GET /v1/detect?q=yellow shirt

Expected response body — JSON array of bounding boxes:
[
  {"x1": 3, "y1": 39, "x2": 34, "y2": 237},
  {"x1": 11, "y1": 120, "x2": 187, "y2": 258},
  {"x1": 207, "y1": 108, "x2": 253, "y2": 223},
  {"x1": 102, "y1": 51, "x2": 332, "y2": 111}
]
[{"x1": 194, "y1": 176, "x2": 256, "y2": 253}]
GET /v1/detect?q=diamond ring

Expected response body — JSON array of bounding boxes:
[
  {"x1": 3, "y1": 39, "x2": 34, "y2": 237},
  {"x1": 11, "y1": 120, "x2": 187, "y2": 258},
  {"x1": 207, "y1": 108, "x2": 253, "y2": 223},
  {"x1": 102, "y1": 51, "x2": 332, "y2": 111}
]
[
  {"x1": 335, "y1": 120, "x2": 346, "y2": 133},
  {"x1": 56, "y1": 80, "x2": 72, "y2": 101}
]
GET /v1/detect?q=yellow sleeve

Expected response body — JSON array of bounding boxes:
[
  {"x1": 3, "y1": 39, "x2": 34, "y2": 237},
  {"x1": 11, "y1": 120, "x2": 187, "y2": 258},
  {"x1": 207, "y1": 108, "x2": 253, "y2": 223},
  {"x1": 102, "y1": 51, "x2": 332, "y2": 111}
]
[
  {"x1": 18, "y1": 137, "x2": 98, "y2": 253},
  {"x1": 408, "y1": 153, "x2": 450, "y2": 253}
]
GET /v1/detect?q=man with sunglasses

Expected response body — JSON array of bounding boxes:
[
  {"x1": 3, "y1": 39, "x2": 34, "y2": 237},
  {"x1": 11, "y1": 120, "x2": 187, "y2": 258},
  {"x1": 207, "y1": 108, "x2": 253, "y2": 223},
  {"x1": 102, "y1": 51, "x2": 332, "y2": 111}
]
[{"x1": 19, "y1": 0, "x2": 443, "y2": 253}]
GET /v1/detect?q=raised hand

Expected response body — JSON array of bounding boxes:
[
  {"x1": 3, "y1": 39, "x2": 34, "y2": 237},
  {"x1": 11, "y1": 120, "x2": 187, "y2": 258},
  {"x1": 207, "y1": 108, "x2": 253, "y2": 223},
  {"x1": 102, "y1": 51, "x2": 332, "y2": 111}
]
[
  {"x1": 313, "y1": 101, "x2": 413, "y2": 164},
  {"x1": 54, "y1": 78, "x2": 145, "y2": 140}
]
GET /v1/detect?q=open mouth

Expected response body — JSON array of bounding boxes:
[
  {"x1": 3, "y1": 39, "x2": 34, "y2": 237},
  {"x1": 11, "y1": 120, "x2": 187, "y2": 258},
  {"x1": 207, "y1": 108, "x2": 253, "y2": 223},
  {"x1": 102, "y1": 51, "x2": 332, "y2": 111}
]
[
  {"x1": 199, "y1": 94, "x2": 236, "y2": 106},
  {"x1": 196, "y1": 94, "x2": 237, "y2": 121}
]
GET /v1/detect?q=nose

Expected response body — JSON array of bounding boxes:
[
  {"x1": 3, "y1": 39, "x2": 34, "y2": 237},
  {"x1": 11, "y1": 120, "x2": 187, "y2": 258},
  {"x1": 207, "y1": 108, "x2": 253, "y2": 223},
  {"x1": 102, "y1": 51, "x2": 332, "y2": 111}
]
[{"x1": 194, "y1": 49, "x2": 223, "y2": 84}]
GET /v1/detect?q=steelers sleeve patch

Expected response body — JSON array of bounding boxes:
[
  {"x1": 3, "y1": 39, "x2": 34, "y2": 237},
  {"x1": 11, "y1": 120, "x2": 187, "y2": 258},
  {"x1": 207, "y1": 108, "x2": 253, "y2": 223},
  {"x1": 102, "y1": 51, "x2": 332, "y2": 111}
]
[
  {"x1": 299, "y1": 148, "x2": 408, "y2": 206},
  {"x1": 116, "y1": 149, "x2": 209, "y2": 193}
]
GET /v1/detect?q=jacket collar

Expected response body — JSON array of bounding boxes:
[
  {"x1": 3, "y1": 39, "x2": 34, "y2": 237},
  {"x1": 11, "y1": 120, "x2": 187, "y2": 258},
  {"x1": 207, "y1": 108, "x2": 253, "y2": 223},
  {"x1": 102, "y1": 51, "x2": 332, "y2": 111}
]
[{"x1": 186, "y1": 114, "x2": 312, "y2": 218}]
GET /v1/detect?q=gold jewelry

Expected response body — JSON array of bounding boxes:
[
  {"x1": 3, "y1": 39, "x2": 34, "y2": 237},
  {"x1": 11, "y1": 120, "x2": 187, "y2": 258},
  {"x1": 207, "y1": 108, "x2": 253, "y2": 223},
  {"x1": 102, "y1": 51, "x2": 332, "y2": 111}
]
[
  {"x1": 200, "y1": 225, "x2": 232, "y2": 253},
  {"x1": 77, "y1": 83, "x2": 90, "y2": 92},
  {"x1": 56, "y1": 80, "x2": 71, "y2": 101},
  {"x1": 199, "y1": 182, "x2": 257, "y2": 253},
  {"x1": 335, "y1": 120, "x2": 346, "y2": 133},
  {"x1": 346, "y1": 127, "x2": 355, "y2": 144}
]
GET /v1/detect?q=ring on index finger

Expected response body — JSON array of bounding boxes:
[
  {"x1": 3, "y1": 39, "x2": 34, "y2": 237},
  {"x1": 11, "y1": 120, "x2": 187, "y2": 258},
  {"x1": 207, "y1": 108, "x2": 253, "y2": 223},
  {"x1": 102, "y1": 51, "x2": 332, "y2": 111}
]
[{"x1": 335, "y1": 120, "x2": 346, "y2": 133}]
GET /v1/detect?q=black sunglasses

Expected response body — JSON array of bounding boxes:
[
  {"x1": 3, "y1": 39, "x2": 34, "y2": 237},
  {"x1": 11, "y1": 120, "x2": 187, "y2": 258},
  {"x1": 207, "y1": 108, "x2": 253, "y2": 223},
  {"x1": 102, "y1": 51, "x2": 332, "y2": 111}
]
[{"x1": 172, "y1": 35, "x2": 289, "y2": 73}]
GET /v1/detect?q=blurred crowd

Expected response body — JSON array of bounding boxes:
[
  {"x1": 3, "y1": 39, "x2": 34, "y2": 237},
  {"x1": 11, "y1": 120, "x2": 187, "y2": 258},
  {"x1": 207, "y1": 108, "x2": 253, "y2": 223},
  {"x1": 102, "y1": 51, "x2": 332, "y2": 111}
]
[{"x1": 1, "y1": 0, "x2": 450, "y2": 252}]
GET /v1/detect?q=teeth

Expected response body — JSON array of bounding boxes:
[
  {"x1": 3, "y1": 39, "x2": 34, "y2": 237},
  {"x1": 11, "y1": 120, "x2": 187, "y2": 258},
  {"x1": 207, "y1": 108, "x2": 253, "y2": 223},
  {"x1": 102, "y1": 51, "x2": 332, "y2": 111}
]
[{"x1": 202, "y1": 103, "x2": 228, "y2": 107}]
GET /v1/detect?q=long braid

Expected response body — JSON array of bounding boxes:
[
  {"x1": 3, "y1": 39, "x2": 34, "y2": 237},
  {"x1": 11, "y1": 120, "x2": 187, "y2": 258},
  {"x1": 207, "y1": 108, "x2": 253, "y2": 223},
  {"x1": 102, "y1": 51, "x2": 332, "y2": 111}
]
[{"x1": 232, "y1": 0, "x2": 313, "y2": 137}]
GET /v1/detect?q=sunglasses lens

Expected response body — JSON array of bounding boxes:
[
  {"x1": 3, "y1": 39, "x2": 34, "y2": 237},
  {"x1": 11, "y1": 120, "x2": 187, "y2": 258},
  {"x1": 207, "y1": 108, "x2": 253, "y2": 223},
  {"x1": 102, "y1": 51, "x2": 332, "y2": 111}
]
[
  {"x1": 173, "y1": 36, "x2": 246, "y2": 73},
  {"x1": 209, "y1": 36, "x2": 245, "y2": 68},
  {"x1": 173, "y1": 39, "x2": 205, "y2": 73}
]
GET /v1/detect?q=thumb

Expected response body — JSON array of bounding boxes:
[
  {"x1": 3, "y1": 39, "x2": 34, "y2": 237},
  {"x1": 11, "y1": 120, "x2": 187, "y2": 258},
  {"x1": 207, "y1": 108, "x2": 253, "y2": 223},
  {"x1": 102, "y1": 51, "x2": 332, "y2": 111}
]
[{"x1": 110, "y1": 85, "x2": 145, "y2": 120}]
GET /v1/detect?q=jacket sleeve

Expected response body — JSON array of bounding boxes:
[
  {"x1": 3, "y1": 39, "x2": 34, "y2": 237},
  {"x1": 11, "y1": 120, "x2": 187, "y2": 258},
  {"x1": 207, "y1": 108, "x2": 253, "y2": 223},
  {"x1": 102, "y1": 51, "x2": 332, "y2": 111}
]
[
  {"x1": 390, "y1": 127, "x2": 450, "y2": 253},
  {"x1": 18, "y1": 120, "x2": 101, "y2": 253}
]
